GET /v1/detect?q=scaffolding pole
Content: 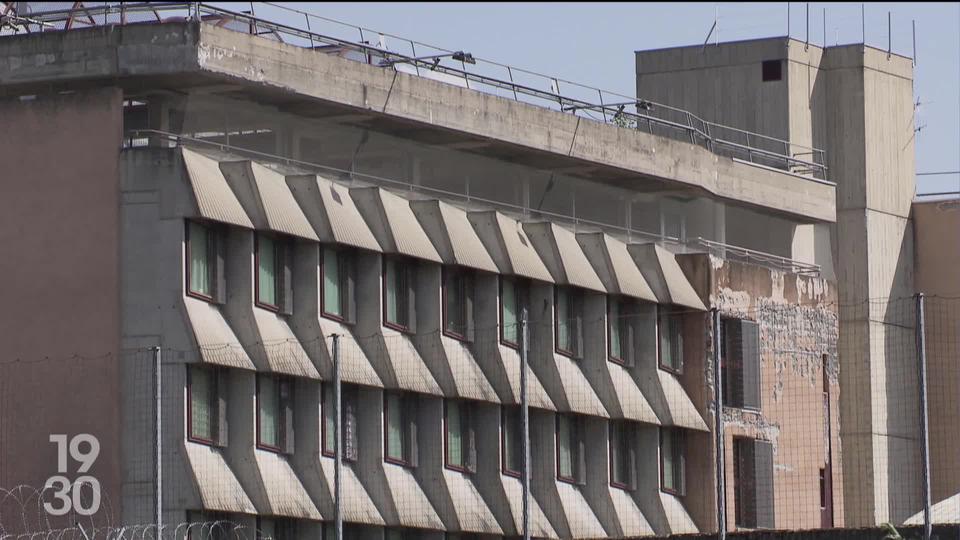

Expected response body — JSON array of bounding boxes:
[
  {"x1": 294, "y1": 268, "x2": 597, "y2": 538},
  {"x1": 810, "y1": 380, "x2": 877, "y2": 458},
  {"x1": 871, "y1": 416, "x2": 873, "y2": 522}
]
[
  {"x1": 916, "y1": 295, "x2": 931, "y2": 540},
  {"x1": 153, "y1": 346, "x2": 162, "y2": 534},
  {"x1": 712, "y1": 310, "x2": 726, "y2": 539}
]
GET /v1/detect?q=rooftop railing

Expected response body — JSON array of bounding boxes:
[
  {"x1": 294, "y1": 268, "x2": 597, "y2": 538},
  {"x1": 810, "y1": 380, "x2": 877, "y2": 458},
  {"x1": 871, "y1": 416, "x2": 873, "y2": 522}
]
[{"x1": 3, "y1": 1, "x2": 830, "y2": 182}]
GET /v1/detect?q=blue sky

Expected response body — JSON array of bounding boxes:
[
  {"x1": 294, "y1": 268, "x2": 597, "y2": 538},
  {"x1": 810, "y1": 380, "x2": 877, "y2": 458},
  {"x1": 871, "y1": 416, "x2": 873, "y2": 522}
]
[{"x1": 239, "y1": 2, "x2": 959, "y2": 194}]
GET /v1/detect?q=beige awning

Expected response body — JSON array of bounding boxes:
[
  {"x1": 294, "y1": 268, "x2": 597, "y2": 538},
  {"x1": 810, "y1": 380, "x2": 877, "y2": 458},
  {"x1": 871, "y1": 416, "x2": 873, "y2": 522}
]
[
  {"x1": 252, "y1": 451, "x2": 323, "y2": 519},
  {"x1": 184, "y1": 443, "x2": 257, "y2": 514},
  {"x1": 523, "y1": 222, "x2": 606, "y2": 292},
  {"x1": 628, "y1": 243, "x2": 706, "y2": 310},
  {"x1": 287, "y1": 174, "x2": 381, "y2": 252},
  {"x1": 553, "y1": 355, "x2": 609, "y2": 418},
  {"x1": 441, "y1": 470, "x2": 503, "y2": 534},
  {"x1": 181, "y1": 148, "x2": 253, "y2": 229},
  {"x1": 577, "y1": 232, "x2": 657, "y2": 302},
  {"x1": 422, "y1": 335, "x2": 500, "y2": 403},
  {"x1": 555, "y1": 482, "x2": 608, "y2": 538},
  {"x1": 498, "y1": 346, "x2": 556, "y2": 410},
  {"x1": 314, "y1": 318, "x2": 383, "y2": 388},
  {"x1": 659, "y1": 492, "x2": 700, "y2": 534},
  {"x1": 652, "y1": 370, "x2": 709, "y2": 431},
  {"x1": 183, "y1": 297, "x2": 257, "y2": 371},
  {"x1": 606, "y1": 363, "x2": 660, "y2": 425},
  {"x1": 500, "y1": 476, "x2": 559, "y2": 538},
  {"x1": 608, "y1": 487, "x2": 655, "y2": 537},
  {"x1": 906, "y1": 493, "x2": 960, "y2": 525},
  {"x1": 351, "y1": 187, "x2": 442, "y2": 262},
  {"x1": 358, "y1": 332, "x2": 443, "y2": 396},
  {"x1": 248, "y1": 311, "x2": 320, "y2": 379},
  {"x1": 410, "y1": 200, "x2": 498, "y2": 273},
  {"x1": 319, "y1": 460, "x2": 384, "y2": 526},
  {"x1": 218, "y1": 160, "x2": 319, "y2": 241},
  {"x1": 467, "y1": 211, "x2": 554, "y2": 283},
  {"x1": 382, "y1": 464, "x2": 445, "y2": 529}
]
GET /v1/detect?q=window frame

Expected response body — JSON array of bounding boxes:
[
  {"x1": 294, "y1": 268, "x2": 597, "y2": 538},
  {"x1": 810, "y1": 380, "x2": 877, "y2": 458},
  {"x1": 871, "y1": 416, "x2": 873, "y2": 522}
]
[
  {"x1": 254, "y1": 232, "x2": 288, "y2": 313},
  {"x1": 499, "y1": 276, "x2": 527, "y2": 349},
  {"x1": 659, "y1": 427, "x2": 686, "y2": 496},
  {"x1": 553, "y1": 285, "x2": 583, "y2": 358},
  {"x1": 501, "y1": 406, "x2": 522, "y2": 478},
  {"x1": 186, "y1": 364, "x2": 219, "y2": 446},
  {"x1": 320, "y1": 245, "x2": 351, "y2": 323},
  {"x1": 382, "y1": 256, "x2": 413, "y2": 333},
  {"x1": 443, "y1": 399, "x2": 474, "y2": 474},
  {"x1": 555, "y1": 413, "x2": 581, "y2": 484},
  {"x1": 607, "y1": 295, "x2": 638, "y2": 366},
  {"x1": 609, "y1": 420, "x2": 634, "y2": 490},
  {"x1": 255, "y1": 374, "x2": 291, "y2": 453},
  {"x1": 383, "y1": 391, "x2": 416, "y2": 467},
  {"x1": 442, "y1": 266, "x2": 474, "y2": 342},
  {"x1": 657, "y1": 305, "x2": 684, "y2": 374},
  {"x1": 184, "y1": 220, "x2": 220, "y2": 303}
]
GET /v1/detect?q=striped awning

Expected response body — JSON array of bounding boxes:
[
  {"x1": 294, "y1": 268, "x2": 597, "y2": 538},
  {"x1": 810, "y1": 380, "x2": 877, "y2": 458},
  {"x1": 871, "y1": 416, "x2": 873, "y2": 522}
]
[
  {"x1": 628, "y1": 243, "x2": 706, "y2": 311},
  {"x1": 219, "y1": 160, "x2": 319, "y2": 241},
  {"x1": 577, "y1": 232, "x2": 658, "y2": 302},
  {"x1": 287, "y1": 173, "x2": 381, "y2": 252},
  {"x1": 352, "y1": 187, "x2": 442, "y2": 262},
  {"x1": 523, "y1": 222, "x2": 606, "y2": 292},
  {"x1": 181, "y1": 147, "x2": 253, "y2": 228},
  {"x1": 411, "y1": 199, "x2": 498, "y2": 273},
  {"x1": 467, "y1": 210, "x2": 554, "y2": 283}
]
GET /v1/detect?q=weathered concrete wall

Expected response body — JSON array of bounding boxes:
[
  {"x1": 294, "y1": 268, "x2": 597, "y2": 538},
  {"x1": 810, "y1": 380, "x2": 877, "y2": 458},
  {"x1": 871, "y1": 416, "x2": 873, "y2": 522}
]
[
  {"x1": 0, "y1": 88, "x2": 123, "y2": 529},
  {"x1": 0, "y1": 21, "x2": 835, "y2": 223},
  {"x1": 678, "y1": 253, "x2": 841, "y2": 531}
]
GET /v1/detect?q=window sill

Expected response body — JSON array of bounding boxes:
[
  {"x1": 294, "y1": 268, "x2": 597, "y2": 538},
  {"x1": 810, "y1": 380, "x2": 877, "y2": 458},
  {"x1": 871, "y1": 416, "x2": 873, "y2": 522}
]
[
  {"x1": 610, "y1": 480, "x2": 635, "y2": 492},
  {"x1": 186, "y1": 290, "x2": 216, "y2": 303},
  {"x1": 255, "y1": 300, "x2": 281, "y2": 313},
  {"x1": 500, "y1": 339, "x2": 521, "y2": 350},
  {"x1": 444, "y1": 463, "x2": 474, "y2": 475},
  {"x1": 658, "y1": 364, "x2": 683, "y2": 376},
  {"x1": 660, "y1": 487, "x2": 685, "y2": 497},
  {"x1": 442, "y1": 329, "x2": 471, "y2": 343},
  {"x1": 321, "y1": 311, "x2": 350, "y2": 324},
  {"x1": 384, "y1": 457, "x2": 414, "y2": 468},
  {"x1": 554, "y1": 347, "x2": 580, "y2": 360},
  {"x1": 256, "y1": 442, "x2": 285, "y2": 454},
  {"x1": 383, "y1": 321, "x2": 413, "y2": 334},
  {"x1": 502, "y1": 468, "x2": 521, "y2": 479},
  {"x1": 187, "y1": 435, "x2": 219, "y2": 447},
  {"x1": 608, "y1": 356, "x2": 631, "y2": 367},
  {"x1": 556, "y1": 475, "x2": 579, "y2": 485}
]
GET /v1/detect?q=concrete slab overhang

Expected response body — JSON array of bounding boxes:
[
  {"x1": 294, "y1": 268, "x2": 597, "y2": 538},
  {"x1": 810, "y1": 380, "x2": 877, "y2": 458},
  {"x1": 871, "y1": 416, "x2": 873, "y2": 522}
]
[{"x1": 0, "y1": 21, "x2": 836, "y2": 223}]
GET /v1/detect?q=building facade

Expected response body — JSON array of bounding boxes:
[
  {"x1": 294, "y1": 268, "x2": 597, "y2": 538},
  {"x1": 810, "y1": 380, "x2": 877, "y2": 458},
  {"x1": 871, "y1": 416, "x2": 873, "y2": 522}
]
[{"x1": 0, "y1": 4, "x2": 910, "y2": 539}]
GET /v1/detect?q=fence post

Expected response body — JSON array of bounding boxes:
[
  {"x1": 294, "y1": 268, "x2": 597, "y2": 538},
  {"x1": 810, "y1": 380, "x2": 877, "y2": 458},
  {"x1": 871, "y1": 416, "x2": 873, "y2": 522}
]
[
  {"x1": 712, "y1": 310, "x2": 726, "y2": 539},
  {"x1": 915, "y1": 294, "x2": 932, "y2": 540},
  {"x1": 332, "y1": 334, "x2": 343, "y2": 540},
  {"x1": 520, "y1": 308, "x2": 531, "y2": 540},
  {"x1": 153, "y1": 346, "x2": 162, "y2": 534}
]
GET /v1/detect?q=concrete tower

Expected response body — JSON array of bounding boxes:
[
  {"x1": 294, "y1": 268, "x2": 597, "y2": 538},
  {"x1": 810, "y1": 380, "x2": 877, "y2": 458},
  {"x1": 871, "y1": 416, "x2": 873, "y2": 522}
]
[{"x1": 636, "y1": 38, "x2": 918, "y2": 526}]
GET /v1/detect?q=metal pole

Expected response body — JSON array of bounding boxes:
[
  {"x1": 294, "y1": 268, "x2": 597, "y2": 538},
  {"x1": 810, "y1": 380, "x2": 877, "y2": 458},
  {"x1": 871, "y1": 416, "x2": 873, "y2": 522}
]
[
  {"x1": 520, "y1": 308, "x2": 531, "y2": 540},
  {"x1": 805, "y1": 3, "x2": 809, "y2": 50},
  {"x1": 916, "y1": 294, "x2": 932, "y2": 540},
  {"x1": 861, "y1": 4, "x2": 865, "y2": 44},
  {"x1": 887, "y1": 11, "x2": 892, "y2": 58},
  {"x1": 823, "y1": 8, "x2": 826, "y2": 49},
  {"x1": 912, "y1": 20, "x2": 916, "y2": 66},
  {"x1": 787, "y1": 2, "x2": 790, "y2": 38},
  {"x1": 712, "y1": 310, "x2": 726, "y2": 539},
  {"x1": 333, "y1": 334, "x2": 343, "y2": 540},
  {"x1": 153, "y1": 346, "x2": 162, "y2": 532}
]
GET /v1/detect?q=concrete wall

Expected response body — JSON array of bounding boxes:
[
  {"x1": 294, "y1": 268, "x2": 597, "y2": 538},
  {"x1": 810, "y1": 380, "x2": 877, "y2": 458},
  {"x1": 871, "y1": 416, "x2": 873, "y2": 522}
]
[
  {"x1": 0, "y1": 88, "x2": 123, "y2": 530},
  {"x1": 913, "y1": 199, "x2": 960, "y2": 505}
]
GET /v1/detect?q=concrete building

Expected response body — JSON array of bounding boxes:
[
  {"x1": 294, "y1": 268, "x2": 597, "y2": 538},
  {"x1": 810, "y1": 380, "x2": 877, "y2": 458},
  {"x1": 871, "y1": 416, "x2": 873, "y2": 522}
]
[
  {"x1": 1, "y1": 3, "x2": 917, "y2": 539},
  {"x1": 637, "y1": 37, "x2": 918, "y2": 527}
]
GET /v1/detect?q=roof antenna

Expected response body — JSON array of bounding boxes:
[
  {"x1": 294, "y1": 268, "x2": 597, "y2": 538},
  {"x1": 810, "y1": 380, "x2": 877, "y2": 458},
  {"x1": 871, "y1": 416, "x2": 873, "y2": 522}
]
[{"x1": 701, "y1": 10, "x2": 717, "y2": 52}]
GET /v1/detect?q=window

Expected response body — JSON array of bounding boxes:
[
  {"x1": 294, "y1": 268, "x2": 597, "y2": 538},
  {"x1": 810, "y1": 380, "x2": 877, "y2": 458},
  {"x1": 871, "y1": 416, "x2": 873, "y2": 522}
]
[
  {"x1": 733, "y1": 437, "x2": 775, "y2": 528},
  {"x1": 609, "y1": 420, "x2": 636, "y2": 490},
  {"x1": 762, "y1": 59, "x2": 783, "y2": 82},
  {"x1": 722, "y1": 318, "x2": 761, "y2": 409},
  {"x1": 501, "y1": 406, "x2": 523, "y2": 477},
  {"x1": 658, "y1": 306, "x2": 684, "y2": 373},
  {"x1": 256, "y1": 518, "x2": 296, "y2": 540},
  {"x1": 187, "y1": 365, "x2": 225, "y2": 446},
  {"x1": 556, "y1": 414, "x2": 585, "y2": 484},
  {"x1": 384, "y1": 391, "x2": 418, "y2": 467},
  {"x1": 321, "y1": 247, "x2": 355, "y2": 323},
  {"x1": 257, "y1": 374, "x2": 293, "y2": 453},
  {"x1": 554, "y1": 286, "x2": 584, "y2": 358},
  {"x1": 500, "y1": 277, "x2": 528, "y2": 348},
  {"x1": 443, "y1": 267, "x2": 475, "y2": 341},
  {"x1": 608, "y1": 296, "x2": 640, "y2": 365},
  {"x1": 185, "y1": 221, "x2": 225, "y2": 303},
  {"x1": 255, "y1": 233, "x2": 293, "y2": 314},
  {"x1": 660, "y1": 428, "x2": 686, "y2": 495},
  {"x1": 322, "y1": 383, "x2": 359, "y2": 461},
  {"x1": 444, "y1": 399, "x2": 476, "y2": 473},
  {"x1": 383, "y1": 257, "x2": 415, "y2": 332}
]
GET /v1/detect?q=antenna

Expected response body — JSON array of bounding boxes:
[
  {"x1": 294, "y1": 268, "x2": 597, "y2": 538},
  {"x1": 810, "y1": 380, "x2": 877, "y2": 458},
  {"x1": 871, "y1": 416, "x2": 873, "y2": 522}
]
[
  {"x1": 805, "y1": 3, "x2": 809, "y2": 50},
  {"x1": 912, "y1": 19, "x2": 917, "y2": 65},
  {"x1": 887, "y1": 11, "x2": 891, "y2": 58}
]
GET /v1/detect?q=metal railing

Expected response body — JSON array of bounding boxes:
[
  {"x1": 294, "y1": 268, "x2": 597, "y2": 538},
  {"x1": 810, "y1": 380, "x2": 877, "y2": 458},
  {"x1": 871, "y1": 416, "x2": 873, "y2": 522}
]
[
  {"x1": 123, "y1": 128, "x2": 824, "y2": 277},
  {"x1": 4, "y1": 1, "x2": 830, "y2": 182}
]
